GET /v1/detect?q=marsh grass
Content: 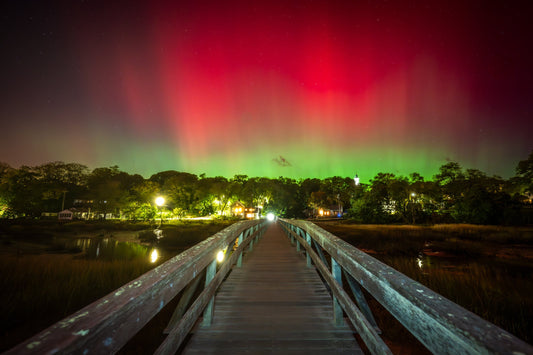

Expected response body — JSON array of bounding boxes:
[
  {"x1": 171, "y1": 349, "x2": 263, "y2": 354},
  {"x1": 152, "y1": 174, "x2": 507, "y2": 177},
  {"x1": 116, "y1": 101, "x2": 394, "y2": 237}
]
[
  {"x1": 139, "y1": 220, "x2": 235, "y2": 251},
  {"x1": 0, "y1": 219, "x2": 150, "y2": 239},
  {"x1": 0, "y1": 220, "x2": 235, "y2": 352},
  {"x1": 318, "y1": 222, "x2": 533, "y2": 255},
  {"x1": 317, "y1": 221, "x2": 533, "y2": 346},
  {"x1": 381, "y1": 256, "x2": 533, "y2": 330},
  {"x1": 0, "y1": 254, "x2": 157, "y2": 351}
]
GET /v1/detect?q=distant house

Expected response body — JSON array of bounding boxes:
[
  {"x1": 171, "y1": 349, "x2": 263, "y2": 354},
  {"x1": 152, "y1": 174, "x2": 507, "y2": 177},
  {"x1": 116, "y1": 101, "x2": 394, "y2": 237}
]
[
  {"x1": 73, "y1": 199, "x2": 94, "y2": 207},
  {"x1": 58, "y1": 209, "x2": 73, "y2": 220},
  {"x1": 232, "y1": 201, "x2": 246, "y2": 218},
  {"x1": 231, "y1": 201, "x2": 260, "y2": 219},
  {"x1": 244, "y1": 207, "x2": 259, "y2": 219},
  {"x1": 315, "y1": 205, "x2": 344, "y2": 218}
]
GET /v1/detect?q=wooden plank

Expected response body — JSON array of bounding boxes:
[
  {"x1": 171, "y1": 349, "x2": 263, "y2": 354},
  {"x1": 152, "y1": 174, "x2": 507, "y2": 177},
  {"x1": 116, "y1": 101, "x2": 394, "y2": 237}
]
[
  {"x1": 156, "y1": 222, "x2": 265, "y2": 354},
  {"x1": 181, "y1": 223, "x2": 362, "y2": 354},
  {"x1": 282, "y1": 221, "x2": 392, "y2": 355}
]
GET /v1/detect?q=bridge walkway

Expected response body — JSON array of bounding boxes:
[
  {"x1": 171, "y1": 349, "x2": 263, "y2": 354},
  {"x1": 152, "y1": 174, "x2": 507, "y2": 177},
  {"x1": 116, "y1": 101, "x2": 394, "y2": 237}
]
[{"x1": 181, "y1": 222, "x2": 363, "y2": 354}]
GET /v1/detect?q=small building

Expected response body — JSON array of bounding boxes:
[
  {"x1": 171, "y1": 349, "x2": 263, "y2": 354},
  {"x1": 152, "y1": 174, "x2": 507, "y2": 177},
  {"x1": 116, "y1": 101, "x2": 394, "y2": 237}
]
[
  {"x1": 232, "y1": 201, "x2": 246, "y2": 218},
  {"x1": 231, "y1": 201, "x2": 260, "y2": 219},
  {"x1": 315, "y1": 205, "x2": 344, "y2": 218},
  {"x1": 244, "y1": 207, "x2": 259, "y2": 219},
  {"x1": 58, "y1": 209, "x2": 73, "y2": 221}
]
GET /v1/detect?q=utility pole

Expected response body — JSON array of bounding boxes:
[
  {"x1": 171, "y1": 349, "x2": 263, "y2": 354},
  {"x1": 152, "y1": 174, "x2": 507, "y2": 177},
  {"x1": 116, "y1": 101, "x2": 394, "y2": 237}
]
[{"x1": 61, "y1": 190, "x2": 67, "y2": 211}]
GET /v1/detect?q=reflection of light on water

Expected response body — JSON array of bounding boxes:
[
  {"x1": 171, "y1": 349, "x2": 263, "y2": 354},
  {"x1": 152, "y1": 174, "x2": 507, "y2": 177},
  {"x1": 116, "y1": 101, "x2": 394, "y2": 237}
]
[
  {"x1": 154, "y1": 229, "x2": 164, "y2": 239},
  {"x1": 150, "y1": 249, "x2": 159, "y2": 263}
]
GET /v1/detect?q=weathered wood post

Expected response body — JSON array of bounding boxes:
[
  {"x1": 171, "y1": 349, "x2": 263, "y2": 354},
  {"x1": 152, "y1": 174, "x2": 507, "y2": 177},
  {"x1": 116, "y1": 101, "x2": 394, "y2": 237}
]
[
  {"x1": 331, "y1": 257, "x2": 344, "y2": 326},
  {"x1": 248, "y1": 234, "x2": 254, "y2": 251},
  {"x1": 296, "y1": 227, "x2": 302, "y2": 252},
  {"x1": 289, "y1": 224, "x2": 295, "y2": 244},
  {"x1": 201, "y1": 258, "x2": 217, "y2": 327},
  {"x1": 306, "y1": 232, "x2": 312, "y2": 267},
  {"x1": 236, "y1": 232, "x2": 244, "y2": 267}
]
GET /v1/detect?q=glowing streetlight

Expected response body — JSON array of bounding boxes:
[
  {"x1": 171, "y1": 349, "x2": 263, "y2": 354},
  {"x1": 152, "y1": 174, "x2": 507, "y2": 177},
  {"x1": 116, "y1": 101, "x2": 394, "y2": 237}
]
[
  {"x1": 410, "y1": 192, "x2": 416, "y2": 224},
  {"x1": 266, "y1": 212, "x2": 275, "y2": 222},
  {"x1": 155, "y1": 196, "x2": 165, "y2": 207},
  {"x1": 155, "y1": 196, "x2": 165, "y2": 228}
]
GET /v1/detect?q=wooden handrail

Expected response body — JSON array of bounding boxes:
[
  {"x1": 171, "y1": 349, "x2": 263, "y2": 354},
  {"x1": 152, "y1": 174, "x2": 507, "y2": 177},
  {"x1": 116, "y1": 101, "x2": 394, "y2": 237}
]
[
  {"x1": 10, "y1": 218, "x2": 531, "y2": 354},
  {"x1": 279, "y1": 219, "x2": 533, "y2": 355},
  {"x1": 6, "y1": 219, "x2": 266, "y2": 354}
]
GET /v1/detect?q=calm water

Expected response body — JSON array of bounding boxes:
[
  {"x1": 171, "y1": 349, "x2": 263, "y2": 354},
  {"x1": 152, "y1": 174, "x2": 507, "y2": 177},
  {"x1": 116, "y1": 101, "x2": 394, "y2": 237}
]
[{"x1": 59, "y1": 237, "x2": 165, "y2": 264}]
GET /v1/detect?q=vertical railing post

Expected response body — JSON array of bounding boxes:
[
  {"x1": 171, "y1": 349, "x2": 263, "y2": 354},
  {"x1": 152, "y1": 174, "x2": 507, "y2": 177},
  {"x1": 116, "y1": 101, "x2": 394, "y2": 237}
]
[
  {"x1": 343, "y1": 270, "x2": 380, "y2": 332},
  {"x1": 254, "y1": 227, "x2": 260, "y2": 245},
  {"x1": 249, "y1": 224, "x2": 258, "y2": 252},
  {"x1": 291, "y1": 225, "x2": 296, "y2": 244},
  {"x1": 306, "y1": 232, "x2": 312, "y2": 267},
  {"x1": 201, "y1": 258, "x2": 217, "y2": 327},
  {"x1": 248, "y1": 235, "x2": 254, "y2": 251},
  {"x1": 288, "y1": 225, "x2": 292, "y2": 243},
  {"x1": 289, "y1": 225, "x2": 295, "y2": 244},
  {"x1": 237, "y1": 232, "x2": 244, "y2": 267},
  {"x1": 331, "y1": 257, "x2": 343, "y2": 326},
  {"x1": 255, "y1": 223, "x2": 262, "y2": 243}
]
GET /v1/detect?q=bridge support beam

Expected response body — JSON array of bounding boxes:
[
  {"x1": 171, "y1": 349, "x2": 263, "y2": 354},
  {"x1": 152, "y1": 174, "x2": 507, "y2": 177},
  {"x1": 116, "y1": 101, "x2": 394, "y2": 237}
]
[
  {"x1": 343, "y1": 269, "x2": 380, "y2": 333},
  {"x1": 164, "y1": 273, "x2": 203, "y2": 334},
  {"x1": 295, "y1": 227, "x2": 302, "y2": 252},
  {"x1": 331, "y1": 257, "x2": 343, "y2": 327},
  {"x1": 201, "y1": 259, "x2": 217, "y2": 327},
  {"x1": 237, "y1": 232, "x2": 244, "y2": 267},
  {"x1": 306, "y1": 232, "x2": 312, "y2": 267}
]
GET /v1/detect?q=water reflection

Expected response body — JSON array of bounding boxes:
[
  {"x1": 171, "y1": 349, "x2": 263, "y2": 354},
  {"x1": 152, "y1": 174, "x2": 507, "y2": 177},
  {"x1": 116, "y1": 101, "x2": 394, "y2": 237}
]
[
  {"x1": 150, "y1": 249, "x2": 159, "y2": 263},
  {"x1": 416, "y1": 256, "x2": 423, "y2": 269},
  {"x1": 63, "y1": 237, "x2": 162, "y2": 264},
  {"x1": 414, "y1": 252, "x2": 434, "y2": 275}
]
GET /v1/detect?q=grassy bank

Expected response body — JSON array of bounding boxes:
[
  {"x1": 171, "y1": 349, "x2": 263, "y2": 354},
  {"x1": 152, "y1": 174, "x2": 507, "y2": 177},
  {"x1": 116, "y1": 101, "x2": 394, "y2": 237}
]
[
  {"x1": 316, "y1": 222, "x2": 533, "y2": 257},
  {"x1": 0, "y1": 219, "x2": 235, "y2": 352},
  {"x1": 316, "y1": 221, "x2": 533, "y2": 349}
]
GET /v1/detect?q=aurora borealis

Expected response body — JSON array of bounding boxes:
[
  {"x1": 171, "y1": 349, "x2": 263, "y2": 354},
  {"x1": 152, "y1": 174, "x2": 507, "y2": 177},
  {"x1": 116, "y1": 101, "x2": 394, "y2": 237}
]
[{"x1": 1, "y1": 1, "x2": 531, "y2": 181}]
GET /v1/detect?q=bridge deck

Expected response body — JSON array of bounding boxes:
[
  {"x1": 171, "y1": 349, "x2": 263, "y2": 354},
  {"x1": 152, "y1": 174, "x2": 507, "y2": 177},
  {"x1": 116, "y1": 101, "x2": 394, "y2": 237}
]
[{"x1": 181, "y1": 223, "x2": 362, "y2": 354}]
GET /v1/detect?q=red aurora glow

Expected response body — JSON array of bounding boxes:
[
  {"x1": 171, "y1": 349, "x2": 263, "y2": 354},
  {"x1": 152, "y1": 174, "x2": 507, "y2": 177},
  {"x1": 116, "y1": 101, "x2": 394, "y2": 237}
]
[{"x1": 1, "y1": 1, "x2": 531, "y2": 179}]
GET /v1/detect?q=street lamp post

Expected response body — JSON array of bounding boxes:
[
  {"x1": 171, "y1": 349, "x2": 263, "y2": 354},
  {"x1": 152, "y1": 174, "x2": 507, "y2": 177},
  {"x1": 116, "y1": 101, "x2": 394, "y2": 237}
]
[
  {"x1": 155, "y1": 196, "x2": 165, "y2": 228},
  {"x1": 410, "y1": 192, "x2": 416, "y2": 224}
]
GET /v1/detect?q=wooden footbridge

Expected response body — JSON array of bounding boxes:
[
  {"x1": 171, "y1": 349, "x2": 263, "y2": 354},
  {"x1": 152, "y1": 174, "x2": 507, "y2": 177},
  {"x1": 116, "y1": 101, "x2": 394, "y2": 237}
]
[{"x1": 6, "y1": 220, "x2": 533, "y2": 354}]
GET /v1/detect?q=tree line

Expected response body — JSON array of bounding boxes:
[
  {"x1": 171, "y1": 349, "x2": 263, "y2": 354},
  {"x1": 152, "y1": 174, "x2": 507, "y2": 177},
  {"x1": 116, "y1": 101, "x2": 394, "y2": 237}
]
[{"x1": 0, "y1": 151, "x2": 531, "y2": 224}]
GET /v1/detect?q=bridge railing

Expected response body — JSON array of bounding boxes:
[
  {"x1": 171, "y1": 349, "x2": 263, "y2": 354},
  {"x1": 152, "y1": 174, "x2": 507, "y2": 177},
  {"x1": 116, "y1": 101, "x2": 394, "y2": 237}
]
[
  {"x1": 6, "y1": 219, "x2": 267, "y2": 355},
  {"x1": 279, "y1": 219, "x2": 533, "y2": 355}
]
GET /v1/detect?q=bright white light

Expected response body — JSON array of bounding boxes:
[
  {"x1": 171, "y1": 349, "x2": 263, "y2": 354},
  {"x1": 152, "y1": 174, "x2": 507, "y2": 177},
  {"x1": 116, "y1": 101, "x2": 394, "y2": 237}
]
[
  {"x1": 216, "y1": 250, "x2": 225, "y2": 263},
  {"x1": 150, "y1": 249, "x2": 159, "y2": 263},
  {"x1": 266, "y1": 213, "x2": 275, "y2": 221},
  {"x1": 354, "y1": 174, "x2": 360, "y2": 186},
  {"x1": 155, "y1": 196, "x2": 165, "y2": 206}
]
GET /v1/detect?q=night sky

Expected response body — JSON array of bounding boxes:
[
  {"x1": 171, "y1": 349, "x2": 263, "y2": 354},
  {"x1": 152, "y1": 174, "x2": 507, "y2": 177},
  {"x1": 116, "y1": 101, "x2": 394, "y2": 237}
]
[{"x1": 1, "y1": 0, "x2": 532, "y2": 181}]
